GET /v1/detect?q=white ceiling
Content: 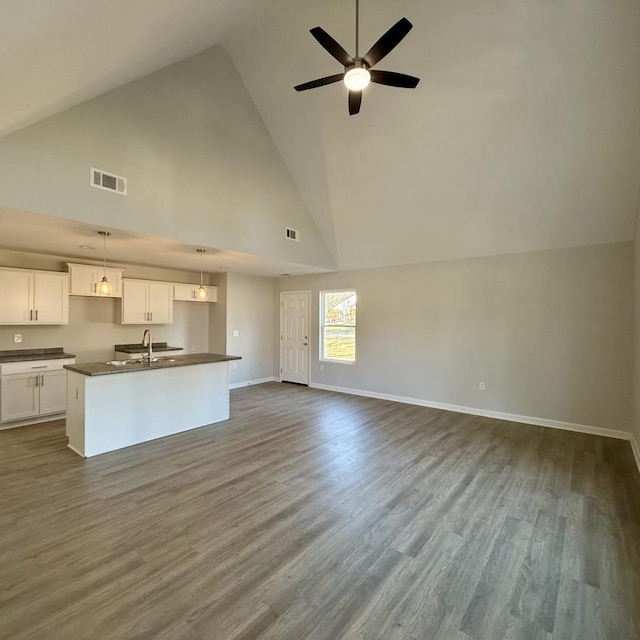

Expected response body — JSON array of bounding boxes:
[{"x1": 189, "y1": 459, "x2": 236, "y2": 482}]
[
  {"x1": 2, "y1": 0, "x2": 640, "y2": 273},
  {"x1": 0, "y1": 207, "x2": 327, "y2": 278},
  {"x1": 0, "y1": 0, "x2": 266, "y2": 138}
]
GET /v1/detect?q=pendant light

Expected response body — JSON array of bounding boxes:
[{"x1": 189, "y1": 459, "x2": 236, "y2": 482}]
[
  {"x1": 196, "y1": 249, "x2": 208, "y2": 300},
  {"x1": 97, "y1": 231, "x2": 112, "y2": 296}
]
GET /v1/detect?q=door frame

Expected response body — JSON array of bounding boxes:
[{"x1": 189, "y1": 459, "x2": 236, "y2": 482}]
[{"x1": 279, "y1": 290, "x2": 311, "y2": 385}]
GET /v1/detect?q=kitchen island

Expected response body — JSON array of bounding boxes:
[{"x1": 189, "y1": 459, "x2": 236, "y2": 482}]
[{"x1": 64, "y1": 353, "x2": 240, "y2": 457}]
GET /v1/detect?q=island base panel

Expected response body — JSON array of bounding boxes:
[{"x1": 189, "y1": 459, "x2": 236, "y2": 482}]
[{"x1": 66, "y1": 363, "x2": 229, "y2": 457}]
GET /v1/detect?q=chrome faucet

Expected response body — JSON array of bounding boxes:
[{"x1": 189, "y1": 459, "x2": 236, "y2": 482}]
[{"x1": 142, "y1": 329, "x2": 153, "y2": 363}]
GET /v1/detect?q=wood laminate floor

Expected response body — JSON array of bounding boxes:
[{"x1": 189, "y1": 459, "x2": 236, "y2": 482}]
[{"x1": 1, "y1": 382, "x2": 640, "y2": 640}]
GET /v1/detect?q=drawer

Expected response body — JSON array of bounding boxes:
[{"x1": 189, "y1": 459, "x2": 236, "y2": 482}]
[{"x1": 0, "y1": 358, "x2": 76, "y2": 376}]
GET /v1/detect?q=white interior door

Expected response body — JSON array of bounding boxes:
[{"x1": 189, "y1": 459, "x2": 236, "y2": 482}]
[{"x1": 280, "y1": 291, "x2": 310, "y2": 385}]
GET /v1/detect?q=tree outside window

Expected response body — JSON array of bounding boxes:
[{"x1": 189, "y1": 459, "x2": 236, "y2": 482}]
[{"x1": 320, "y1": 290, "x2": 356, "y2": 362}]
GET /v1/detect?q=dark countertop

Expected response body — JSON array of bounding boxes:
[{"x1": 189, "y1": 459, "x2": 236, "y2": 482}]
[
  {"x1": 114, "y1": 342, "x2": 183, "y2": 354},
  {"x1": 0, "y1": 347, "x2": 76, "y2": 363},
  {"x1": 64, "y1": 353, "x2": 241, "y2": 377},
  {"x1": 113, "y1": 342, "x2": 184, "y2": 353}
]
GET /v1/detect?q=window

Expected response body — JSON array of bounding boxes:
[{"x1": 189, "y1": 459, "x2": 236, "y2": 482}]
[{"x1": 320, "y1": 289, "x2": 356, "y2": 363}]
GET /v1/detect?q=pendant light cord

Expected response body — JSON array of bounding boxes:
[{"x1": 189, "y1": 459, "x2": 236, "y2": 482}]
[{"x1": 103, "y1": 232, "x2": 107, "y2": 277}]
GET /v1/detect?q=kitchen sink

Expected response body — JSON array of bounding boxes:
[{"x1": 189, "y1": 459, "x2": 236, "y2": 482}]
[{"x1": 105, "y1": 357, "x2": 177, "y2": 367}]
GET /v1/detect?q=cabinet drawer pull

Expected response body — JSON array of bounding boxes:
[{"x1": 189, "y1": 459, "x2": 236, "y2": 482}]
[{"x1": 31, "y1": 366, "x2": 47, "y2": 369}]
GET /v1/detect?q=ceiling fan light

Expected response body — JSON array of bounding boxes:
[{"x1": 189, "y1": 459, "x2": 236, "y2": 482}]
[
  {"x1": 98, "y1": 276, "x2": 112, "y2": 296},
  {"x1": 344, "y1": 67, "x2": 370, "y2": 91}
]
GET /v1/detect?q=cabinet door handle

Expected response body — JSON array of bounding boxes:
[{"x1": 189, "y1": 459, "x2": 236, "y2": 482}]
[
  {"x1": 29, "y1": 310, "x2": 33, "y2": 321},
  {"x1": 35, "y1": 309, "x2": 38, "y2": 321},
  {"x1": 41, "y1": 374, "x2": 44, "y2": 387},
  {"x1": 150, "y1": 312, "x2": 153, "y2": 322},
  {"x1": 35, "y1": 374, "x2": 39, "y2": 387}
]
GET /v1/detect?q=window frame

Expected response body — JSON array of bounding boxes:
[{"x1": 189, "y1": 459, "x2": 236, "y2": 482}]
[{"x1": 319, "y1": 289, "x2": 357, "y2": 364}]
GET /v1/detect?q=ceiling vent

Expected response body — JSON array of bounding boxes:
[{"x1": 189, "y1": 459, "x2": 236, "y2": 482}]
[
  {"x1": 286, "y1": 227, "x2": 300, "y2": 241},
  {"x1": 90, "y1": 168, "x2": 127, "y2": 196}
]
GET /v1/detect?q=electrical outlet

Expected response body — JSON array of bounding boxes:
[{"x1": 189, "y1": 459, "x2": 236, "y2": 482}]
[
  {"x1": 13, "y1": 334, "x2": 22, "y2": 343},
  {"x1": 232, "y1": 330, "x2": 239, "y2": 337},
  {"x1": 479, "y1": 381, "x2": 486, "y2": 391}
]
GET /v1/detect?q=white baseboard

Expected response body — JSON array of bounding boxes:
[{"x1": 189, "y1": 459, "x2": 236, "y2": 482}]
[
  {"x1": 631, "y1": 436, "x2": 640, "y2": 476},
  {"x1": 230, "y1": 377, "x2": 278, "y2": 390},
  {"x1": 67, "y1": 443, "x2": 85, "y2": 458},
  {"x1": 0, "y1": 413, "x2": 66, "y2": 430},
  {"x1": 309, "y1": 382, "x2": 633, "y2": 442}
]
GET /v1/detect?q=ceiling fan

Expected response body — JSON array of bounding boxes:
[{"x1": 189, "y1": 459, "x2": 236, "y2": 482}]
[{"x1": 294, "y1": 0, "x2": 420, "y2": 115}]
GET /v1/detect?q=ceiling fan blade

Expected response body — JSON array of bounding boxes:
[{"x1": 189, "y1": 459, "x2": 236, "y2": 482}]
[
  {"x1": 310, "y1": 27, "x2": 354, "y2": 67},
  {"x1": 370, "y1": 70, "x2": 420, "y2": 88},
  {"x1": 348, "y1": 90, "x2": 362, "y2": 115},
  {"x1": 363, "y1": 17, "x2": 413, "y2": 67},
  {"x1": 295, "y1": 74, "x2": 344, "y2": 92}
]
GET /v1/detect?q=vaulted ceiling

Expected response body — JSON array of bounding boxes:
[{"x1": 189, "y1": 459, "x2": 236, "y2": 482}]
[{"x1": 2, "y1": 0, "x2": 640, "y2": 273}]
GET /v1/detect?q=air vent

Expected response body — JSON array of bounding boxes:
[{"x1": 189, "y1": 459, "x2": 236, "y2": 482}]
[
  {"x1": 286, "y1": 227, "x2": 300, "y2": 241},
  {"x1": 90, "y1": 168, "x2": 127, "y2": 196}
]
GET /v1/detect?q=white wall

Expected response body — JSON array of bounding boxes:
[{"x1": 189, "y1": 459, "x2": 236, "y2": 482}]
[
  {"x1": 0, "y1": 46, "x2": 335, "y2": 272},
  {"x1": 0, "y1": 298, "x2": 209, "y2": 364},
  {"x1": 208, "y1": 272, "x2": 228, "y2": 356},
  {"x1": 275, "y1": 242, "x2": 633, "y2": 432},
  {"x1": 226, "y1": 271, "x2": 274, "y2": 385},
  {"x1": 633, "y1": 220, "x2": 640, "y2": 447}
]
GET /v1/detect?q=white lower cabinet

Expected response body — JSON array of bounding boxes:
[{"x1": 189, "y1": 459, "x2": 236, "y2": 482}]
[
  {"x1": 1, "y1": 373, "x2": 39, "y2": 421},
  {"x1": 39, "y1": 370, "x2": 68, "y2": 415},
  {"x1": 0, "y1": 359, "x2": 75, "y2": 423}
]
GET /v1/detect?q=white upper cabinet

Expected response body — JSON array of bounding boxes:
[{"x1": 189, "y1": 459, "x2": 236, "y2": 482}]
[
  {"x1": 173, "y1": 283, "x2": 217, "y2": 303},
  {"x1": 147, "y1": 282, "x2": 173, "y2": 324},
  {"x1": 121, "y1": 279, "x2": 173, "y2": 325},
  {"x1": 0, "y1": 268, "x2": 69, "y2": 325},
  {"x1": 67, "y1": 263, "x2": 124, "y2": 297}
]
